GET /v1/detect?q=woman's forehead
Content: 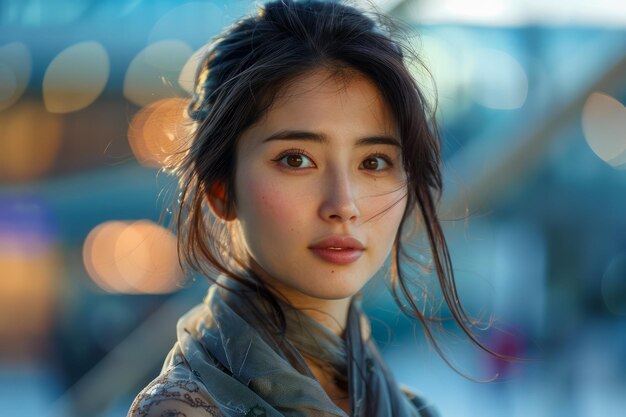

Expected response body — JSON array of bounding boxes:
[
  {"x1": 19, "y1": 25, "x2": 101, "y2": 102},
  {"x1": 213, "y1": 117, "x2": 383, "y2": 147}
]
[
  {"x1": 248, "y1": 69, "x2": 399, "y2": 141},
  {"x1": 272, "y1": 68, "x2": 383, "y2": 109}
]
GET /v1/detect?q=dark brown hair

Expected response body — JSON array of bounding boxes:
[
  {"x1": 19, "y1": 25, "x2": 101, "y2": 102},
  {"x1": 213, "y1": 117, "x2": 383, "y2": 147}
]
[{"x1": 167, "y1": 0, "x2": 511, "y2": 372}]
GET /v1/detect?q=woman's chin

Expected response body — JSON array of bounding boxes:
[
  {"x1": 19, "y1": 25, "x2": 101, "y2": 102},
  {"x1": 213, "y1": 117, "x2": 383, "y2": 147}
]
[{"x1": 294, "y1": 280, "x2": 366, "y2": 302}]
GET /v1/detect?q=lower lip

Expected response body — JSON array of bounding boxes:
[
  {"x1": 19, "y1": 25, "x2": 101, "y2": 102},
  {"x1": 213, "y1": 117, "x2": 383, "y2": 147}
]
[{"x1": 309, "y1": 248, "x2": 364, "y2": 265}]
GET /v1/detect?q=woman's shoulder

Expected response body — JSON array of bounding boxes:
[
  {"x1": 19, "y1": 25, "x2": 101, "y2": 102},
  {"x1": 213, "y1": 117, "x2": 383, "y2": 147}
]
[
  {"x1": 127, "y1": 361, "x2": 223, "y2": 417},
  {"x1": 400, "y1": 385, "x2": 441, "y2": 417}
]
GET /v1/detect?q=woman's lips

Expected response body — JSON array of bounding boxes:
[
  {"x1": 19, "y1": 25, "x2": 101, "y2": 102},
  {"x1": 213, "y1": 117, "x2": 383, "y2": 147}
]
[{"x1": 308, "y1": 236, "x2": 365, "y2": 265}]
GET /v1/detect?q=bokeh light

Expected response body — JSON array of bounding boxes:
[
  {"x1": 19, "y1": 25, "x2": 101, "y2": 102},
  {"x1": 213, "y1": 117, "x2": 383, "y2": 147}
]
[
  {"x1": 83, "y1": 220, "x2": 132, "y2": 293},
  {"x1": 0, "y1": 42, "x2": 32, "y2": 111},
  {"x1": 127, "y1": 97, "x2": 191, "y2": 168},
  {"x1": 42, "y1": 41, "x2": 110, "y2": 113},
  {"x1": 178, "y1": 45, "x2": 211, "y2": 95},
  {"x1": 467, "y1": 47, "x2": 528, "y2": 110},
  {"x1": 114, "y1": 220, "x2": 182, "y2": 293},
  {"x1": 0, "y1": 100, "x2": 63, "y2": 182},
  {"x1": 582, "y1": 92, "x2": 626, "y2": 169},
  {"x1": 123, "y1": 40, "x2": 193, "y2": 106},
  {"x1": 82, "y1": 220, "x2": 183, "y2": 294}
]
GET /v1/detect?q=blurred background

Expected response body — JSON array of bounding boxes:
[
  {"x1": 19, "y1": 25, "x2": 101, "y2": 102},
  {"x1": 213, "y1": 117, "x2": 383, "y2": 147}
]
[{"x1": 1, "y1": 0, "x2": 625, "y2": 416}]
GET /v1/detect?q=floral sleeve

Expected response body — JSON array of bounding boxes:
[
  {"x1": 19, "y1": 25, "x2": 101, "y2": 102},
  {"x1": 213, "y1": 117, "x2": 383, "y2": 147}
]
[{"x1": 128, "y1": 364, "x2": 224, "y2": 417}]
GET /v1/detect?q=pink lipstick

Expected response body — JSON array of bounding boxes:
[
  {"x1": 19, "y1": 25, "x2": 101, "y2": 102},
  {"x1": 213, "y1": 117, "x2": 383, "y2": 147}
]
[{"x1": 308, "y1": 236, "x2": 365, "y2": 265}]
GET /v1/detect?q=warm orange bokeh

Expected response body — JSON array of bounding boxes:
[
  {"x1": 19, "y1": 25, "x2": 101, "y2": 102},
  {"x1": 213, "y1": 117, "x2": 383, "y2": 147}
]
[
  {"x1": 0, "y1": 100, "x2": 63, "y2": 182},
  {"x1": 0, "y1": 238, "x2": 60, "y2": 360},
  {"x1": 83, "y1": 220, "x2": 183, "y2": 294},
  {"x1": 127, "y1": 97, "x2": 191, "y2": 168}
]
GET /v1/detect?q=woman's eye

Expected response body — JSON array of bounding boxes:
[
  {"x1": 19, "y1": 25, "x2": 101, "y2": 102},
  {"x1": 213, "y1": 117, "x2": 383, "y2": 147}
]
[
  {"x1": 361, "y1": 155, "x2": 391, "y2": 171},
  {"x1": 276, "y1": 152, "x2": 315, "y2": 169}
]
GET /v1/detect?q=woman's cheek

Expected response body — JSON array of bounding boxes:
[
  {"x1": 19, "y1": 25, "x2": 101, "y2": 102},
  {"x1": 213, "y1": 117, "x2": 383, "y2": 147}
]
[{"x1": 240, "y1": 174, "x2": 305, "y2": 237}]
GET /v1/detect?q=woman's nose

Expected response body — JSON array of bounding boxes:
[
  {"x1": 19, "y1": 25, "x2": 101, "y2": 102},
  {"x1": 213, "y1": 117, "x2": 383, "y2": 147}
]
[{"x1": 318, "y1": 171, "x2": 360, "y2": 223}]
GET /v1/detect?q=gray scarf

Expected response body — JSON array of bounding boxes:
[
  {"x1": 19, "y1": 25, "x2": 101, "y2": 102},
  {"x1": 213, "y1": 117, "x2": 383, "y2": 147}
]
[{"x1": 172, "y1": 275, "x2": 426, "y2": 416}]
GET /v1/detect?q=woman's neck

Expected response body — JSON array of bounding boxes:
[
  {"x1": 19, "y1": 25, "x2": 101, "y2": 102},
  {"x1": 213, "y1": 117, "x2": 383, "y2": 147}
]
[
  {"x1": 247, "y1": 261, "x2": 353, "y2": 337},
  {"x1": 293, "y1": 297, "x2": 351, "y2": 337}
]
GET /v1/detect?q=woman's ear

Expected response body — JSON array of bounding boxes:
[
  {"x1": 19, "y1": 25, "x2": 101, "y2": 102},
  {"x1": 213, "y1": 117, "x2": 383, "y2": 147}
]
[{"x1": 206, "y1": 181, "x2": 237, "y2": 221}]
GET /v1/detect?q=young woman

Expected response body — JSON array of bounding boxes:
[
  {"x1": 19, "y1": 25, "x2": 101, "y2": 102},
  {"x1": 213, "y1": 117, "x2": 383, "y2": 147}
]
[{"x1": 128, "y1": 1, "x2": 499, "y2": 415}]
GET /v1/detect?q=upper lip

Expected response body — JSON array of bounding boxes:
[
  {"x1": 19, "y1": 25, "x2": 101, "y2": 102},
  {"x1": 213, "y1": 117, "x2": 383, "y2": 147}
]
[{"x1": 308, "y1": 235, "x2": 365, "y2": 250}]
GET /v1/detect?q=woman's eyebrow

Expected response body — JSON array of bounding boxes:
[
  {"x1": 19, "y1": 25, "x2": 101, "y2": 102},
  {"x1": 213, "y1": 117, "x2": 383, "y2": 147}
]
[{"x1": 261, "y1": 129, "x2": 400, "y2": 147}]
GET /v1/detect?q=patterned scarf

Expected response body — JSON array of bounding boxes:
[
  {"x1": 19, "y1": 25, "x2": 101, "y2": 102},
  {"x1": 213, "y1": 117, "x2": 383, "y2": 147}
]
[{"x1": 173, "y1": 275, "x2": 423, "y2": 416}]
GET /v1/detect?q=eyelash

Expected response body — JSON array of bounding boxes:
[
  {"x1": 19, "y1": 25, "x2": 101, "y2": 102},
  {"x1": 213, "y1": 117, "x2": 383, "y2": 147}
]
[
  {"x1": 271, "y1": 148, "x2": 313, "y2": 167},
  {"x1": 271, "y1": 149, "x2": 395, "y2": 171}
]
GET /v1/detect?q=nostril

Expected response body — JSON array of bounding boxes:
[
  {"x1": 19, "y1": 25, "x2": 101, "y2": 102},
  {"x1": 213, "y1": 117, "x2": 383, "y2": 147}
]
[{"x1": 327, "y1": 213, "x2": 357, "y2": 222}]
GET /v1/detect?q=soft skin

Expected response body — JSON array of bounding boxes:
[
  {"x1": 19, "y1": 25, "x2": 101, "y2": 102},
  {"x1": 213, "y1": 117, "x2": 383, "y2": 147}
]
[{"x1": 210, "y1": 68, "x2": 408, "y2": 334}]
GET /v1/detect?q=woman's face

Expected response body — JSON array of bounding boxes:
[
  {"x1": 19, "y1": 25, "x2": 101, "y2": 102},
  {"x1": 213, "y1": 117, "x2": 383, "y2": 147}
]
[{"x1": 231, "y1": 69, "x2": 408, "y2": 304}]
